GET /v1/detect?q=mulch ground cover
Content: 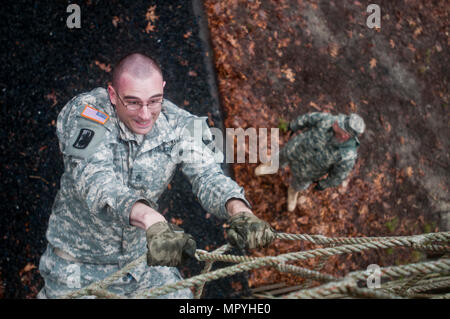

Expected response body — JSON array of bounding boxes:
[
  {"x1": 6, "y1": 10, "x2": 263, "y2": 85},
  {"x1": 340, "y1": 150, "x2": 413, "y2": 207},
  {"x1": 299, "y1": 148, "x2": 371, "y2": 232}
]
[
  {"x1": 204, "y1": 0, "x2": 449, "y2": 288},
  {"x1": 0, "y1": 0, "x2": 248, "y2": 299}
]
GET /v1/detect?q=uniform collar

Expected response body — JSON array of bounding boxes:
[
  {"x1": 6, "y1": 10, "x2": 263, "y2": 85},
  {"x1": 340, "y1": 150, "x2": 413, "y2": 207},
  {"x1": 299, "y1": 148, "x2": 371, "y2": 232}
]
[
  {"x1": 117, "y1": 118, "x2": 144, "y2": 145},
  {"x1": 140, "y1": 107, "x2": 178, "y2": 153}
]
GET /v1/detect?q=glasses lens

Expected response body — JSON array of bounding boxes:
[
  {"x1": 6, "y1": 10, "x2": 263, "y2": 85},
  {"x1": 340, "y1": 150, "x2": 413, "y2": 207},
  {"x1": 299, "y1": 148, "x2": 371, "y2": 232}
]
[
  {"x1": 125, "y1": 99, "x2": 163, "y2": 111},
  {"x1": 127, "y1": 103, "x2": 141, "y2": 111},
  {"x1": 123, "y1": 100, "x2": 142, "y2": 111}
]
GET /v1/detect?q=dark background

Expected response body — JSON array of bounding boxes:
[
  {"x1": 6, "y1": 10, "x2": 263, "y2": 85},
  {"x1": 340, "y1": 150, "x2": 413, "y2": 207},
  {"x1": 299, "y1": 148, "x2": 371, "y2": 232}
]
[{"x1": 0, "y1": 0, "x2": 248, "y2": 298}]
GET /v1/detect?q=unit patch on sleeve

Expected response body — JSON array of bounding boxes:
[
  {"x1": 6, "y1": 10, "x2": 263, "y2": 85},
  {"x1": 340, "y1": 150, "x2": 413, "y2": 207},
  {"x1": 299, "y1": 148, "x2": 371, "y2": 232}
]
[
  {"x1": 73, "y1": 128, "x2": 95, "y2": 149},
  {"x1": 80, "y1": 104, "x2": 109, "y2": 125}
]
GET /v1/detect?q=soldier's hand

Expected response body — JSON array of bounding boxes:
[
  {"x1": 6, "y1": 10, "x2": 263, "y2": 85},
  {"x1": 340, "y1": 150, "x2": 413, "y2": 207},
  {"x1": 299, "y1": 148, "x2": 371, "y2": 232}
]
[
  {"x1": 146, "y1": 222, "x2": 196, "y2": 267},
  {"x1": 226, "y1": 212, "x2": 276, "y2": 250}
]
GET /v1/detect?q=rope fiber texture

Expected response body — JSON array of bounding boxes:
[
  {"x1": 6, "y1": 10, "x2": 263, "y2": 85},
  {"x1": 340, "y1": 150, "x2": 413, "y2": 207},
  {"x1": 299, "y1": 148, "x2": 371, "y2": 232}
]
[{"x1": 61, "y1": 231, "x2": 450, "y2": 299}]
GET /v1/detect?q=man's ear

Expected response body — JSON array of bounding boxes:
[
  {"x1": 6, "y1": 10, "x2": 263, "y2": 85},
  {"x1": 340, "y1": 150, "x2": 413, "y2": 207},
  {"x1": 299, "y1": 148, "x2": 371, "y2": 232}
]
[
  {"x1": 107, "y1": 85, "x2": 117, "y2": 106},
  {"x1": 163, "y1": 81, "x2": 166, "y2": 88}
]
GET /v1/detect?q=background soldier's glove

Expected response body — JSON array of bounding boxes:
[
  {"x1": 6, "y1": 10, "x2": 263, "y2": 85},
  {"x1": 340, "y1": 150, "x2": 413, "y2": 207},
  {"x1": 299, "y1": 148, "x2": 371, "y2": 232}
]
[
  {"x1": 146, "y1": 221, "x2": 197, "y2": 267},
  {"x1": 226, "y1": 212, "x2": 276, "y2": 250}
]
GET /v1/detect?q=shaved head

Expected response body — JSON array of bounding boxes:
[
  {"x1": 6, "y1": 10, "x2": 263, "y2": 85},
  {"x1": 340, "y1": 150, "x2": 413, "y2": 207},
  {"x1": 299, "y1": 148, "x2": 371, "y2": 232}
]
[
  {"x1": 108, "y1": 53, "x2": 165, "y2": 135},
  {"x1": 112, "y1": 53, "x2": 162, "y2": 89}
]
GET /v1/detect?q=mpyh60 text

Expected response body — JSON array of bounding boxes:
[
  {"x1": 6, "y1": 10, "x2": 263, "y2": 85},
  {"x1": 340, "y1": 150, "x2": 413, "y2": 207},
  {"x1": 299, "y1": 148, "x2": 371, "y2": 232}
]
[
  {"x1": 178, "y1": 303, "x2": 271, "y2": 316},
  {"x1": 224, "y1": 303, "x2": 271, "y2": 314}
]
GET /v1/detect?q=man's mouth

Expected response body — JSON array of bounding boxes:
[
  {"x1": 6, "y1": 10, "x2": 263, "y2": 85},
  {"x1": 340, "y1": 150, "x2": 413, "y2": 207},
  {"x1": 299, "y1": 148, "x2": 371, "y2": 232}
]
[{"x1": 134, "y1": 119, "x2": 152, "y2": 128}]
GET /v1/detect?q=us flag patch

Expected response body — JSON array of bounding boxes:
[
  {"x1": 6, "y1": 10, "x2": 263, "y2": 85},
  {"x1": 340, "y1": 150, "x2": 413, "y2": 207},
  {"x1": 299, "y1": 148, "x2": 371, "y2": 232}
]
[{"x1": 80, "y1": 104, "x2": 109, "y2": 125}]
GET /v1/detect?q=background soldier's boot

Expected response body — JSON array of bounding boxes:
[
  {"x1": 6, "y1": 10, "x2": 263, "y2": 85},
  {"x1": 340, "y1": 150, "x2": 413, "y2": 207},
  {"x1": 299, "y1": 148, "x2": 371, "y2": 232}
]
[
  {"x1": 287, "y1": 186, "x2": 300, "y2": 212},
  {"x1": 255, "y1": 161, "x2": 279, "y2": 176}
]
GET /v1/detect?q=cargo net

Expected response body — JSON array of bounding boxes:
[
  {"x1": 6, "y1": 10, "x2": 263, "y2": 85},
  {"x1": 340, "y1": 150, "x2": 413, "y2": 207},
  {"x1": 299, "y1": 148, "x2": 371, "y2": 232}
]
[{"x1": 62, "y1": 231, "x2": 450, "y2": 299}]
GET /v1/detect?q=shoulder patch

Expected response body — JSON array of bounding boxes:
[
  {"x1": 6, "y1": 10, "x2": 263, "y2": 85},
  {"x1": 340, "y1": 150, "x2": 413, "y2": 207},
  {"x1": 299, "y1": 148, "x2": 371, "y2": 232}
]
[
  {"x1": 73, "y1": 128, "x2": 95, "y2": 149},
  {"x1": 64, "y1": 117, "x2": 108, "y2": 160},
  {"x1": 80, "y1": 104, "x2": 109, "y2": 125}
]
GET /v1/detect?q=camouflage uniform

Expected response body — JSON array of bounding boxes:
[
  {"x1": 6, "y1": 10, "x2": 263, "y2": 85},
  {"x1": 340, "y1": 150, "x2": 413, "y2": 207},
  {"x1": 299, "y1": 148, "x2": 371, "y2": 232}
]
[
  {"x1": 280, "y1": 112, "x2": 361, "y2": 191},
  {"x1": 38, "y1": 87, "x2": 250, "y2": 298}
]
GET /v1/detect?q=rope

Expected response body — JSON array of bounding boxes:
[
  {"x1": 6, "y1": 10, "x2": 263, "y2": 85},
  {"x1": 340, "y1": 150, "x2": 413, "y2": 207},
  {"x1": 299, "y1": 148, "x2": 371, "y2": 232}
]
[
  {"x1": 378, "y1": 274, "x2": 450, "y2": 296},
  {"x1": 62, "y1": 254, "x2": 146, "y2": 299},
  {"x1": 60, "y1": 231, "x2": 450, "y2": 299},
  {"x1": 276, "y1": 263, "x2": 339, "y2": 282},
  {"x1": 192, "y1": 244, "x2": 230, "y2": 299},
  {"x1": 133, "y1": 257, "x2": 280, "y2": 298},
  {"x1": 277, "y1": 232, "x2": 450, "y2": 246},
  {"x1": 406, "y1": 278, "x2": 450, "y2": 294},
  {"x1": 283, "y1": 280, "x2": 404, "y2": 299},
  {"x1": 284, "y1": 259, "x2": 450, "y2": 299},
  {"x1": 195, "y1": 239, "x2": 449, "y2": 265}
]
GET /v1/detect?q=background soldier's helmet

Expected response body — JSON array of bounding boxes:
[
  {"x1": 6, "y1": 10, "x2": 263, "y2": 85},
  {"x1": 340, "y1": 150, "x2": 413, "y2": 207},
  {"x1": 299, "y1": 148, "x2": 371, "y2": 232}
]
[{"x1": 346, "y1": 113, "x2": 365, "y2": 136}]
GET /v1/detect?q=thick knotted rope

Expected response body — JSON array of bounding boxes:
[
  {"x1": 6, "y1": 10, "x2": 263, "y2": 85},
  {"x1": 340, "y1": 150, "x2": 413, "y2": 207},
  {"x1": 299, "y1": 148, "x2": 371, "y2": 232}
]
[{"x1": 61, "y1": 231, "x2": 450, "y2": 299}]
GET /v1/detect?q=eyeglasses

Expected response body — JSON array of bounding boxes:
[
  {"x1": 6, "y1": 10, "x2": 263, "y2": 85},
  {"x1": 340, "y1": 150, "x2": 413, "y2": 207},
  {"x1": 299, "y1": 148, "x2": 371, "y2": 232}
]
[{"x1": 114, "y1": 88, "x2": 163, "y2": 112}]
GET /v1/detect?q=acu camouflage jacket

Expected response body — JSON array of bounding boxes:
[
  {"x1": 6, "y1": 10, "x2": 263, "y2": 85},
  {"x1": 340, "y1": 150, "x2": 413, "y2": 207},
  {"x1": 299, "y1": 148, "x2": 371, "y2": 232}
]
[
  {"x1": 46, "y1": 87, "x2": 249, "y2": 267},
  {"x1": 282, "y1": 112, "x2": 361, "y2": 189}
]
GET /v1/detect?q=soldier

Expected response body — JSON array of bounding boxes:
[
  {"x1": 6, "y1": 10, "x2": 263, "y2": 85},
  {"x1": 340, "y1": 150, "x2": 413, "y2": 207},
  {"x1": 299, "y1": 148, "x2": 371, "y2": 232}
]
[
  {"x1": 255, "y1": 112, "x2": 365, "y2": 212},
  {"x1": 38, "y1": 53, "x2": 275, "y2": 298}
]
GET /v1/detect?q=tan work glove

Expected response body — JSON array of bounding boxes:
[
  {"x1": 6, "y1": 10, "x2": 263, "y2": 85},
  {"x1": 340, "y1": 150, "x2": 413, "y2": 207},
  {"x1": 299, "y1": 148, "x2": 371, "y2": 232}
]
[
  {"x1": 146, "y1": 222, "x2": 197, "y2": 267},
  {"x1": 226, "y1": 212, "x2": 276, "y2": 249}
]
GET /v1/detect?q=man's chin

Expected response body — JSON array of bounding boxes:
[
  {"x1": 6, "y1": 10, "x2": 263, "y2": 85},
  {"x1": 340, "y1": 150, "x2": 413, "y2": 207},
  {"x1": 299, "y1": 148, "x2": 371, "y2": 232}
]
[{"x1": 132, "y1": 122, "x2": 154, "y2": 135}]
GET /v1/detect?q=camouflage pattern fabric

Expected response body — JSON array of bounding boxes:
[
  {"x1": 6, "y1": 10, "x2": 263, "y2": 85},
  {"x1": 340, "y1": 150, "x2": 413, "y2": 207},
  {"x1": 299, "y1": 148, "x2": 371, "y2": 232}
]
[
  {"x1": 38, "y1": 87, "x2": 250, "y2": 298},
  {"x1": 146, "y1": 222, "x2": 196, "y2": 267},
  {"x1": 226, "y1": 212, "x2": 276, "y2": 249},
  {"x1": 281, "y1": 112, "x2": 361, "y2": 191},
  {"x1": 38, "y1": 244, "x2": 192, "y2": 298}
]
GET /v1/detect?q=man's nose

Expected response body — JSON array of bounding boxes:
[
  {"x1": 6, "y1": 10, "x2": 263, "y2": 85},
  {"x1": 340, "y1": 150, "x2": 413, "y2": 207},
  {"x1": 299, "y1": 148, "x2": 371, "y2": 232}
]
[{"x1": 138, "y1": 105, "x2": 152, "y2": 120}]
